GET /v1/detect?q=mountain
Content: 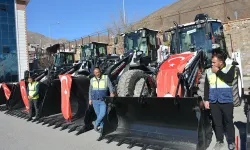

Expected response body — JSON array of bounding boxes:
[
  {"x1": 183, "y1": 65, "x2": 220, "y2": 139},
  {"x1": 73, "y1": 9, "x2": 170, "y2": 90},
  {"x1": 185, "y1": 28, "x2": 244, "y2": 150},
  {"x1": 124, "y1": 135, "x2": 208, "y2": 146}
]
[
  {"x1": 133, "y1": 0, "x2": 250, "y2": 31},
  {"x1": 27, "y1": 31, "x2": 69, "y2": 48}
]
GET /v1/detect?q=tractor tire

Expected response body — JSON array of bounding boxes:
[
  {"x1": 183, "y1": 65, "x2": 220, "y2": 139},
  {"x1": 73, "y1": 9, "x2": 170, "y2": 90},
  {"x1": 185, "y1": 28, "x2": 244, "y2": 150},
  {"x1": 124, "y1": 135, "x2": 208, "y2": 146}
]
[
  {"x1": 117, "y1": 70, "x2": 145, "y2": 97},
  {"x1": 244, "y1": 102, "x2": 249, "y2": 117},
  {"x1": 233, "y1": 67, "x2": 243, "y2": 107},
  {"x1": 197, "y1": 109, "x2": 213, "y2": 150},
  {"x1": 133, "y1": 78, "x2": 150, "y2": 97},
  {"x1": 197, "y1": 73, "x2": 206, "y2": 100},
  {"x1": 196, "y1": 72, "x2": 213, "y2": 150}
]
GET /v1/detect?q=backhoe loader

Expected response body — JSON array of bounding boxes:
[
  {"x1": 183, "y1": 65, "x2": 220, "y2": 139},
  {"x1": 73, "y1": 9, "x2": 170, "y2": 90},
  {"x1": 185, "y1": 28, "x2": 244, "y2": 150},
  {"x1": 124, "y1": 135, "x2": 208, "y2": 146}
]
[
  {"x1": 31, "y1": 29, "x2": 163, "y2": 135},
  {"x1": 101, "y1": 14, "x2": 243, "y2": 150},
  {"x1": 0, "y1": 43, "x2": 76, "y2": 109},
  {"x1": 4, "y1": 42, "x2": 125, "y2": 135},
  {"x1": 1, "y1": 44, "x2": 80, "y2": 115}
]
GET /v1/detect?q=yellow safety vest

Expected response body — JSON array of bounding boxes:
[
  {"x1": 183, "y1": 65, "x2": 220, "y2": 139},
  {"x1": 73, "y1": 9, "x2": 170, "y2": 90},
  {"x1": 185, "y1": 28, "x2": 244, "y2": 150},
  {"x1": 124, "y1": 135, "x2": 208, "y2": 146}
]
[
  {"x1": 91, "y1": 75, "x2": 108, "y2": 100},
  {"x1": 206, "y1": 64, "x2": 235, "y2": 103},
  {"x1": 28, "y1": 81, "x2": 39, "y2": 100}
]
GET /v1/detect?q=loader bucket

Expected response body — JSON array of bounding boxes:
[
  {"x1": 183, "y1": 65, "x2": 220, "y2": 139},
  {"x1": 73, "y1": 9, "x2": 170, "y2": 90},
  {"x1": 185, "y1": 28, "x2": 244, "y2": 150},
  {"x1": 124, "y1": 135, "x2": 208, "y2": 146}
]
[
  {"x1": 102, "y1": 97, "x2": 213, "y2": 150},
  {"x1": 36, "y1": 76, "x2": 96, "y2": 134},
  {"x1": 4, "y1": 82, "x2": 29, "y2": 118},
  {"x1": 0, "y1": 83, "x2": 17, "y2": 111},
  {"x1": 0, "y1": 84, "x2": 7, "y2": 105},
  {"x1": 4, "y1": 79, "x2": 61, "y2": 119}
]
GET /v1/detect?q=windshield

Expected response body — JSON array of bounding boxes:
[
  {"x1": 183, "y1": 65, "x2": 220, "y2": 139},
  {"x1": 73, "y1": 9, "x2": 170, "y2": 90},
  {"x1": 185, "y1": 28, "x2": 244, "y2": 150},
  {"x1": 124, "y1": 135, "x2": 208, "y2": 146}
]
[
  {"x1": 170, "y1": 24, "x2": 212, "y2": 54},
  {"x1": 81, "y1": 44, "x2": 107, "y2": 59},
  {"x1": 54, "y1": 53, "x2": 74, "y2": 66},
  {"x1": 124, "y1": 32, "x2": 148, "y2": 54},
  {"x1": 82, "y1": 45, "x2": 94, "y2": 58},
  {"x1": 95, "y1": 44, "x2": 107, "y2": 57}
]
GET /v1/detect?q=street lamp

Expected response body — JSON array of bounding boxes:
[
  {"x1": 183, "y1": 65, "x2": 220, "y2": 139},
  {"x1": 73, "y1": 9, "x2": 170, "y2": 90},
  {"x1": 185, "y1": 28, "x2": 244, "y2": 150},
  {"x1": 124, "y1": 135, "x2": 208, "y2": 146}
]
[{"x1": 49, "y1": 22, "x2": 60, "y2": 46}]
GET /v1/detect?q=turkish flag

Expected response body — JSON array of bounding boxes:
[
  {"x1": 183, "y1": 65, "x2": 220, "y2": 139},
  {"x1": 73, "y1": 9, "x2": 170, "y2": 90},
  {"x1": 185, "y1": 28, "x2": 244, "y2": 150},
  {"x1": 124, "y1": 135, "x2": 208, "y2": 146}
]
[
  {"x1": 59, "y1": 74, "x2": 72, "y2": 121},
  {"x1": 20, "y1": 80, "x2": 29, "y2": 112},
  {"x1": 2, "y1": 83, "x2": 11, "y2": 100}
]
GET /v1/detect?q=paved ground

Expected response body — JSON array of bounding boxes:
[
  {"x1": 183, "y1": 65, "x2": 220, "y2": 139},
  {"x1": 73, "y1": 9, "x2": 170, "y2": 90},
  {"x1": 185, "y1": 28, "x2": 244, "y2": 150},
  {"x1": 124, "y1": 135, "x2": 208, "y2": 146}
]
[
  {"x1": 0, "y1": 78, "x2": 249, "y2": 150},
  {"x1": 207, "y1": 77, "x2": 249, "y2": 150},
  {"x1": 0, "y1": 112, "x2": 142, "y2": 150},
  {"x1": 207, "y1": 102, "x2": 247, "y2": 150},
  {"x1": 0, "y1": 104, "x2": 247, "y2": 150}
]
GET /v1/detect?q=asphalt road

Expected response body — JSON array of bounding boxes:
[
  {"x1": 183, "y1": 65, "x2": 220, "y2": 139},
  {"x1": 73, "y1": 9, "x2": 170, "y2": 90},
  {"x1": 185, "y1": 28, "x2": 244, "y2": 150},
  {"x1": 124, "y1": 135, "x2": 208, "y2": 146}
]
[
  {"x1": 207, "y1": 102, "x2": 247, "y2": 150},
  {"x1": 0, "y1": 112, "x2": 142, "y2": 150},
  {"x1": 0, "y1": 103, "x2": 247, "y2": 150},
  {"x1": 0, "y1": 78, "x2": 248, "y2": 150}
]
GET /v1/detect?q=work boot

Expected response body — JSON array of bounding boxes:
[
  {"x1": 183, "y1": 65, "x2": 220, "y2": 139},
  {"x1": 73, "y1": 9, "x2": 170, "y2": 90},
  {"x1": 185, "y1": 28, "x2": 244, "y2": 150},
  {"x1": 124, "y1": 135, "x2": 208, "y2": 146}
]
[
  {"x1": 228, "y1": 143, "x2": 235, "y2": 150},
  {"x1": 27, "y1": 118, "x2": 32, "y2": 122},
  {"x1": 97, "y1": 128, "x2": 103, "y2": 141},
  {"x1": 213, "y1": 141, "x2": 225, "y2": 150},
  {"x1": 94, "y1": 125, "x2": 99, "y2": 132}
]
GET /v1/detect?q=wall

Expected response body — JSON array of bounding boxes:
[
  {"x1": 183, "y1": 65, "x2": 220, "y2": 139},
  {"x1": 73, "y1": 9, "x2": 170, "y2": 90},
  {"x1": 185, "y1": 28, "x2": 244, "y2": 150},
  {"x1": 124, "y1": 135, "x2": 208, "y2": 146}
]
[
  {"x1": 224, "y1": 18, "x2": 250, "y2": 76},
  {"x1": 15, "y1": 0, "x2": 29, "y2": 80}
]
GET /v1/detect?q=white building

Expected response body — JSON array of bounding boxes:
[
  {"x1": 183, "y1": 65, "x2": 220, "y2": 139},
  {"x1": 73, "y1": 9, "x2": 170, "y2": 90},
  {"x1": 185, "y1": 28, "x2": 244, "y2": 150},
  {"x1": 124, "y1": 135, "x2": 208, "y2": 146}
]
[{"x1": 0, "y1": 0, "x2": 29, "y2": 82}]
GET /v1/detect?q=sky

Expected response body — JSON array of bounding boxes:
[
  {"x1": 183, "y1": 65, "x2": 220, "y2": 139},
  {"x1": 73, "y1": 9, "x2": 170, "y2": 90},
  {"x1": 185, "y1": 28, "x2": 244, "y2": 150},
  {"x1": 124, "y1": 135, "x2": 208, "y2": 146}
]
[{"x1": 26, "y1": 0, "x2": 176, "y2": 40}]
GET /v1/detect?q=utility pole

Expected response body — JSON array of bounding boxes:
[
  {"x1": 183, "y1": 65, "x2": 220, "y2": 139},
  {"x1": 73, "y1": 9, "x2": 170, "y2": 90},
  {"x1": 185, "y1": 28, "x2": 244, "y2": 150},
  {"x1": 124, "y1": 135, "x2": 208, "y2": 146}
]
[{"x1": 123, "y1": 0, "x2": 126, "y2": 24}]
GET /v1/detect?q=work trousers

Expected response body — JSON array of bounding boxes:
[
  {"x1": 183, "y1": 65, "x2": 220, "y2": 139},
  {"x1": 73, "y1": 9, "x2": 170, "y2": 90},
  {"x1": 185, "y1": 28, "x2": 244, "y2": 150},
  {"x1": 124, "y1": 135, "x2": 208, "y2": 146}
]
[
  {"x1": 29, "y1": 99, "x2": 39, "y2": 118},
  {"x1": 92, "y1": 100, "x2": 106, "y2": 128},
  {"x1": 210, "y1": 102, "x2": 235, "y2": 144}
]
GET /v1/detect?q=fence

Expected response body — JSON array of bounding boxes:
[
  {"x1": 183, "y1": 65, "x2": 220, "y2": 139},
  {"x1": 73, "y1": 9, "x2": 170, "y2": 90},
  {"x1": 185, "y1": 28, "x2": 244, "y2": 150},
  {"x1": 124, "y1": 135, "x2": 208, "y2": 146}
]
[{"x1": 59, "y1": 0, "x2": 250, "y2": 54}]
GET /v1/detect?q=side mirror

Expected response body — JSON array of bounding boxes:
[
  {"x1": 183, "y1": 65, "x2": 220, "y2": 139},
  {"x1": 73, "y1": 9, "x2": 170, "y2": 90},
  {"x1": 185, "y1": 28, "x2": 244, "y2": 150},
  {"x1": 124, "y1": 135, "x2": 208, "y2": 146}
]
[{"x1": 114, "y1": 37, "x2": 118, "y2": 45}]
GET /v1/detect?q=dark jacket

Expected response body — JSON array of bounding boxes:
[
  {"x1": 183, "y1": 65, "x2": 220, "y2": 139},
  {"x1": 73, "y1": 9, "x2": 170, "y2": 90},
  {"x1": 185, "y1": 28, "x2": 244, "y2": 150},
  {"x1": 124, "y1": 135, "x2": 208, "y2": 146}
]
[{"x1": 204, "y1": 65, "x2": 235, "y2": 103}]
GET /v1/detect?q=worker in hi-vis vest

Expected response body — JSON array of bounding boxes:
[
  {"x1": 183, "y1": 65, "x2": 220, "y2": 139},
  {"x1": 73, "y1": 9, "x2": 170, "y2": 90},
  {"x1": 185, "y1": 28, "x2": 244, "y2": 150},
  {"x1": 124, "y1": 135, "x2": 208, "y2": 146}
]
[
  {"x1": 27, "y1": 76, "x2": 40, "y2": 121},
  {"x1": 89, "y1": 67, "x2": 115, "y2": 134},
  {"x1": 203, "y1": 52, "x2": 236, "y2": 150}
]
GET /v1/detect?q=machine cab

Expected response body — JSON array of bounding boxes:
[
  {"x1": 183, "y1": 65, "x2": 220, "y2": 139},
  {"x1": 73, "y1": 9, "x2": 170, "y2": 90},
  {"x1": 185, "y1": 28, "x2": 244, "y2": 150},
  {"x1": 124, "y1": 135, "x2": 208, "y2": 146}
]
[
  {"x1": 119, "y1": 28, "x2": 159, "y2": 67},
  {"x1": 164, "y1": 13, "x2": 228, "y2": 65},
  {"x1": 54, "y1": 52, "x2": 75, "y2": 67},
  {"x1": 81, "y1": 42, "x2": 108, "y2": 60}
]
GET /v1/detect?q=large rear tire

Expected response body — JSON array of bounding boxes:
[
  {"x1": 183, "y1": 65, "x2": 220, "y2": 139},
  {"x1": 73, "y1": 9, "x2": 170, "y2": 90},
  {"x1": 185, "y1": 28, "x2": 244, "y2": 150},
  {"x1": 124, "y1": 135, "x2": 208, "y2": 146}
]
[
  {"x1": 133, "y1": 78, "x2": 150, "y2": 97},
  {"x1": 196, "y1": 73, "x2": 213, "y2": 150},
  {"x1": 233, "y1": 67, "x2": 243, "y2": 107},
  {"x1": 197, "y1": 73, "x2": 206, "y2": 100},
  {"x1": 117, "y1": 70, "x2": 146, "y2": 97}
]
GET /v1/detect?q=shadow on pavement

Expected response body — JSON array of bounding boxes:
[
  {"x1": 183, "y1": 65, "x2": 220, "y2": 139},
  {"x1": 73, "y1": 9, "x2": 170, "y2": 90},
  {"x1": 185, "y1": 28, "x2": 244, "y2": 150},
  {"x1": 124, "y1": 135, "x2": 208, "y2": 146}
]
[{"x1": 234, "y1": 121, "x2": 247, "y2": 150}]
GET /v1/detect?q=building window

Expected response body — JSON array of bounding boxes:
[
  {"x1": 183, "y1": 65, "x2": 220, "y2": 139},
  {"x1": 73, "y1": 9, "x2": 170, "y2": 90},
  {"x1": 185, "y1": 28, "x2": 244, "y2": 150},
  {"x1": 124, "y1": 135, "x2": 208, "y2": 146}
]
[
  {"x1": 0, "y1": 4, "x2": 7, "y2": 11},
  {"x1": 2, "y1": 45, "x2": 10, "y2": 53},
  {"x1": 0, "y1": 0, "x2": 18, "y2": 82}
]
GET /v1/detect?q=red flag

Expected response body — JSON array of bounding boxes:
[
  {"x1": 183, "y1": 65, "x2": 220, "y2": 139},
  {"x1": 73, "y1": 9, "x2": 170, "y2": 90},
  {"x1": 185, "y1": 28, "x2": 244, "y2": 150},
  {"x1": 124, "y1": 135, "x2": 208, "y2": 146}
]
[
  {"x1": 20, "y1": 81, "x2": 29, "y2": 112},
  {"x1": 59, "y1": 74, "x2": 72, "y2": 121},
  {"x1": 2, "y1": 83, "x2": 11, "y2": 100}
]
